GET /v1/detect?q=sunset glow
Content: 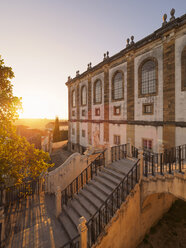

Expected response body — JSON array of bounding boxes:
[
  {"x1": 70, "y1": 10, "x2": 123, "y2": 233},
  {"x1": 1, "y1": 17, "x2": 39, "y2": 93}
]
[{"x1": 1, "y1": 0, "x2": 186, "y2": 119}]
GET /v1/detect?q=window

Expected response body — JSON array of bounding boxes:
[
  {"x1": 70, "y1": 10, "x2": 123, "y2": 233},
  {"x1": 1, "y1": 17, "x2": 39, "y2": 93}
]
[
  {"x1": 94, "y1": 80, "x2": 102, "y2": 104},
  {"x1": 112, "y1": 71, "x2": 124, "y2": 100},
  {"x1": 181, "y1": 46, "x2": 186, "y2": 91},
  {"x1": 142, "y1": 103, "x2": 154, "y2": 115},
  {"x1": 114, "y1": 135, "x2": 120, "y2": 145},
  {"x1": 72, "y1": 110, "x2": 75, "y2": 116},
  {"x1": 81, "y1": 86, "x2": 87, "y2": 106},
  {"x1": 72, "y1": 128, "x2": 75, "y2": 135},
  {"x1": 142, "y1": 138, "x2": 153, "y2": 151},
  {"x1": 139, "y1": 58, "x2": 157, "y2": 97},
  {"x1": 113, "y1": 106, "x2": 121, "y2": 115},
  {"x1": 95, "y1": 108, "x2": 100, "y2": 116},
  {"x1": 82, "y1": 109, "x2": 86, "y2": 116},
  {"x1": 82, "y1": 130, "x2": 86, "y2": 138},
  {"x1": 72, "y1": 90, "x2": 76, "y2": 107}
]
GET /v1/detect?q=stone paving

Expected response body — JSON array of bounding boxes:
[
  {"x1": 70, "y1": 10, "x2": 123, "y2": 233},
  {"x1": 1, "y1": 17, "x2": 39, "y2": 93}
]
[{"x1": 6, "y1": 194, "x2": 56, "y2": 248}]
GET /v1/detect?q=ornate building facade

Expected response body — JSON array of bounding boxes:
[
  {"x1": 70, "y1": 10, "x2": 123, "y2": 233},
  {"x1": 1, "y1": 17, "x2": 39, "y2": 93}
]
[{"x1": 66, "y1": 10, "x2": 186, "y2": 153}]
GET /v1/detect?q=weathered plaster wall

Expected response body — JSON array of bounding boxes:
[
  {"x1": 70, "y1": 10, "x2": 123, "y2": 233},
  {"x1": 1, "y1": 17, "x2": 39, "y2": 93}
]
[
  {"x1": 141, "y1": 173, "x2": 186, "y2": 203},
  {"x1": 45, "y1": 153, "x2": 88, "y2": 193},
  {"x1": 134, "y1": 125, "x2": 163, "y2": 152},
  {"x1": 176, "y1": 127, "x2": 186, "y2": 146},
  {"x1": 70, "y1": 122, "x2": 77, "y2": 144},
  {"x1": 95, "y1": 184, "x2": 176, "y2": 248},
  {"x1": 92, "y1": 123, "x2": 104, "y2": 146},
  {"x1": 109, "y1": 124, "x2": 127, "y2": 146},
  {"x1": 175, "y1": 31, "x2": 186, "y2": 122},
  {"x1": 134, "y1": 45, "x2": 163, "y2": 122},
  {"x1": 79, "y1": 122, "x2": 88, "y2": 147}
]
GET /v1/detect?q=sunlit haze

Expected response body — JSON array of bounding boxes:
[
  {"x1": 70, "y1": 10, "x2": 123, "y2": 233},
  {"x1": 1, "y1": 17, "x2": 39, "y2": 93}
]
[{"x1": 1, "y1": 0, "x2": 186, "y2": 119}]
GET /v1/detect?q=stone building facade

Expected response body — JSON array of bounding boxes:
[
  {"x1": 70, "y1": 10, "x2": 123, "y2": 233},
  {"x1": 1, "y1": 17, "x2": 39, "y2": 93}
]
[{"x1": 66, "y1": 11, "x2": 186, "y2": 153}]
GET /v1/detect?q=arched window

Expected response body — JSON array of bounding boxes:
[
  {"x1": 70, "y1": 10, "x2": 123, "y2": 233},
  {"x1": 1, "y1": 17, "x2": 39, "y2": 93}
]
[
  {"x1": 72, "y1": 90, "x2": 76, "y2": 107},
  {"x1": 81, "y1": 85, "x2": 87, "y2": 106},
  {"x1": 181, "y1": 46, "x2": 186, "y2": 91},
  {"x1": 112, "y1": 71, "x2": 124, "y2": 100},
  {"x1": 94, "y1": 80, "x2": 102, "y2": 104},
  {"x1": 140, "y1": 59, "x2": 157, "y2": 96}
]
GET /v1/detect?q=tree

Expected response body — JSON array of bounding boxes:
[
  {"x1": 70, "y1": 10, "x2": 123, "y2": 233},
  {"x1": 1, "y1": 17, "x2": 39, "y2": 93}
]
[
  {"x1": 53, "y1": 116, "x2": 61, "y2": 142},
  {"x1": 0, "y1": 56, "x2": 53, "y2": 185}
]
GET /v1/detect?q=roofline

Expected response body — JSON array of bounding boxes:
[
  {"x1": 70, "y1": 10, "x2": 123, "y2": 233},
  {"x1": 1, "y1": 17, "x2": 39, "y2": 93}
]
[{"x1": 65, "y1": 13, "x2": 186, "y2": 87}]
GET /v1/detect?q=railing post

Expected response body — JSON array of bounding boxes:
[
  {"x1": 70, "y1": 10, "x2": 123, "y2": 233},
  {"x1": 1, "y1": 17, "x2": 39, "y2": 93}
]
[
  {"x1": 178, "y1": 146, "x2": 182, "y2": 173},
  {"x1": 159, "y1": 144, "x2": 164, "y2": 175},
  {"x1": 105, "y1": 146, "x2": 111, "y2": 166},
  {"x1": 0, "y1": 206, "x2": 5, "y2": 247},
  {"x1": 78, "y1": 216, "x2": 88, "y2": 248},
  {"x1": 138, "y1": 149, "x2": 144, "y2": 181},
  {"x1": 55, "y1": 186, "x2": 61, "y2": 218}
]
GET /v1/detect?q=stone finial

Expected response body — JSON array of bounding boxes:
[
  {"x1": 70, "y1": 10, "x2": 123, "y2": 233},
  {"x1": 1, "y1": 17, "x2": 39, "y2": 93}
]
[
  {"x1": 106, "y1": 51, "x2": 109, "y2": 58},
  {"x1": 170, "y1": 8, "x2": 175, "y2": 21},
  {"x1": 78, "y1": 216, "x2": 88, "y2": 248},
  {"x1": 162, "y1": 13, "x2": 167, "y2": 26},
  {"x1": 103, "y1": 53, "x2": 106, "y2": 60},
  {"x1": 76, "y1": 70, "x2": 80, "y2": 76},
  {"x1": 126, "y1": 38, "x2": 130, "y2": 47},
  {"x1": 89, "y1": 62, "x2": 92, "y2": 69},
  {"x1": 87, "y1": 64, "x2": 89, "y2": 70},
  {"x1": 130, "y1": 36, "x2": 134, "y2": 45},
  {"x1": 68, "y1": 76, "x2": 71, "y2": 81}
]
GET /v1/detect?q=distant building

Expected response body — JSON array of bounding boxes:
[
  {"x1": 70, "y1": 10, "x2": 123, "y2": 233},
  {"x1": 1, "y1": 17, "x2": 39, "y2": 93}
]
[
  {"x1": 45, "y1": 121, "x2": 69, "y2": 131},
  {"x1": 66, "y1": 11, "x2": 186, "y2": 153}
]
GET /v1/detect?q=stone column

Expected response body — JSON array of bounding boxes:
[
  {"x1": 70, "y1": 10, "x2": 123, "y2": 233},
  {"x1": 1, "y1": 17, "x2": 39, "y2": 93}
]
[
  {"x1": 78, "y1": 216, "x2": 88, "y2": 248},
  {"x1": 55, "y1": 186, "x2": 61, "y2": 218},
  {"x1": 138, "y1": 149, "x2": 144, "y2": 182}
]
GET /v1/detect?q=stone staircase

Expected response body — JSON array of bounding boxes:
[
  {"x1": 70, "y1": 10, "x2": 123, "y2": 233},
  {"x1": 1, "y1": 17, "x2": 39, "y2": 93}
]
[{"x1": 57, "y1": 158, "x2": 137, "y2": 247}]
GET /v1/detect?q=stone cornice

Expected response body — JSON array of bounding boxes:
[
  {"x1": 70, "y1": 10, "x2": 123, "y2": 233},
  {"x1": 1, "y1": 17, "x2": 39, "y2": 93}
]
[{"x1": 65, "y1": 14, "x2": 186, "y2": 87}]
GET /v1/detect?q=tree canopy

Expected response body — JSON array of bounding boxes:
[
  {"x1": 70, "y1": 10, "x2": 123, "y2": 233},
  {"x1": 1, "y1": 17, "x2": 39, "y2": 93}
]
[
  {"x1": 53, "y1": 116, "x2": 61, "y2": 142},
  {"x1": 0, "y1": 56, "x2": 53, "y2": 185}
]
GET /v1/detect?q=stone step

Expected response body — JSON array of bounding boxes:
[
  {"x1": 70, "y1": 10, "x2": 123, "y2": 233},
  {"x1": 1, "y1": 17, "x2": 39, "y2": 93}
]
[
  {"x1": 102, "y1": 167, "x2": 124, "y2": 180},
  {"x1": 107, "y1": 165, "x2": 126, "y2": 176},
  {"x1": 71, "y1": 198, "x2": 91, "y2": 221},
  {"x1": 98, "y1": 171, "x2": 121, "y2": 185},
  {"x1": 75, "y1": 193, "x2": 97, "y2": 215},
  {"x1": 59, "y1": 212, "x2": 78, "y2": 240},
  {"x1": 64, "y1": 204, "x2": 80, "y2": 229},
  {"x1": 89, "y1": 179, "x2": 112, "y2": 196},
  {"x1": 94, "y1": 175, "x2": 117, "y2": 190},
  {"x1": 84, "y1": 184, "x2": 108, "y2": 202},
  {"x1": 79, "y1": 189, "x2": 102, "y2": 209}
]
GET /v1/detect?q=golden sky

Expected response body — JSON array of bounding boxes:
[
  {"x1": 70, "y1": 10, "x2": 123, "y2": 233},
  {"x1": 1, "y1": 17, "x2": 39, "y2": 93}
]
[{"x1": 1, "y1": 0, "x2": 186, "y2": 119}]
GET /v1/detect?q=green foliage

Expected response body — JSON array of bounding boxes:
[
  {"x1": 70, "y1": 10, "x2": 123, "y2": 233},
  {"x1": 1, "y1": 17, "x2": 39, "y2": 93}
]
[
  {"x1": 60, "y1": 130, "x2": 68, "y2": 141},
  {"x1": 53, "y1": 116, "x2": 61, "y2": 142},
  {"x1": 0, "y1": 56, "x2": 53, "y2": 185}
]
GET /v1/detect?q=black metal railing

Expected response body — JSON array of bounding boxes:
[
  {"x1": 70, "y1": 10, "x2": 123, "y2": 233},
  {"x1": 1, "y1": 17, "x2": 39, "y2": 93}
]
[
  {"x1": 0, "y1": 179, "x2": 40, "y2": 207},
  {"x1": 143, "y1": 144, "x2": 186, "y2": 177},
  {"x1": 87, "y1": 160, "x2": 140, "y2": 247},
  {"x1": 61, "y1": 151, "x2": 105, "y2": 207},
  {"x1": 131, "y1": 145, "x2": 139, "y2": 158},
  {"x1": 111, "y1": 144, "x2": 128, "y2": 162}
]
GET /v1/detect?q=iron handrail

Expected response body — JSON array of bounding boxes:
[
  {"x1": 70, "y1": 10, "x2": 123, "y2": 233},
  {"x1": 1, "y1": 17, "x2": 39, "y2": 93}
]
[
  {"x1": 86, "y1": 159, "x2": 140, "y2": 247},
  {"x1": 61, "y1": 150, "x2": 106, "y2": 206}
]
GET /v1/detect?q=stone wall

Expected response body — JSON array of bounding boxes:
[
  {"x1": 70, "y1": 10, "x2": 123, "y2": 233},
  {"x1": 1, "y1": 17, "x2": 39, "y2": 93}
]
[{"x1": 45, "y1": 153, "x2": 88, "y2": 193}]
